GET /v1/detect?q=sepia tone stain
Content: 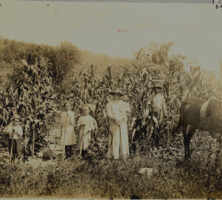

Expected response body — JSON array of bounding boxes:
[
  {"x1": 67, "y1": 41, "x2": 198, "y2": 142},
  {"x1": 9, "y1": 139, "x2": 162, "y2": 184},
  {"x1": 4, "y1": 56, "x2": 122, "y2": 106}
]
[{"x1": 0, "y1": 1, "x2": 222, "y2": 199}]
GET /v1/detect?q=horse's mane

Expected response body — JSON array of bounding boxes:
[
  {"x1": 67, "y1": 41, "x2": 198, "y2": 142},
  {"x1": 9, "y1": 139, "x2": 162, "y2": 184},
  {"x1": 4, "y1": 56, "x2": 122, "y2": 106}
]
[{"x1": 185, "y1": 97, "x2": 203, "y2": 105}]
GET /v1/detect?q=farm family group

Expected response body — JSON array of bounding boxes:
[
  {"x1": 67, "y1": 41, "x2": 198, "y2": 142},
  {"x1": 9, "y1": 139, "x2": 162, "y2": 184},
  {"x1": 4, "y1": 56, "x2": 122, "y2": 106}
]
[{"x1": 3, "y1": 82, "x2": 167, "y2": 162}]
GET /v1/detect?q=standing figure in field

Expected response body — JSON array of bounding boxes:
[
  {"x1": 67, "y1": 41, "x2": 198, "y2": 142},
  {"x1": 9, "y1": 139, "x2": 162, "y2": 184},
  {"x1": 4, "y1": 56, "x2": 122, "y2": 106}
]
[
  {"x1": 3, "y1": 115, "x2": 24, "y2": 163},
  {"x1": 106, "y1": 90, "x2": 131, "y2": 160},
  {"x1": 60, "y1": 103, "x2": 76, "y2": 159},
  {"x1": 77, "y1": 106, "x2": 98, "y2": 158},
  {"x1": 149, "y1": 81, "x2": 167, "y2": 125},
  {"x1": 3, "y1": 120, "x2": 14, "y2": 156},
  {"x1": 146, "y1": 81, "x2": 168, "y2": 146}
]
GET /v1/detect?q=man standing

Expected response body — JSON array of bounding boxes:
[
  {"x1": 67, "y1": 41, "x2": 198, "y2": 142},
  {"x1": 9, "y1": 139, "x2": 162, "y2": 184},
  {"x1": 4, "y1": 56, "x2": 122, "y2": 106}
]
[
  {"x1": 4, "y1": 115, "x2": 23, "y2": 162},
  {"x1": 106, "y1": 90, "x2": 131, "y2": 160},
  {"x1": 146, "y1": 82, "x2": 168, "y2": 146},
  {"x1": 149, "y1": 82, "x2": 167, "y2": 125},
  {"x1": 3, "y1": 120, "x2": 14, "y2": 156},
  {"x1": 60, "y1": 103, "x2": 76, "y2": 159}
]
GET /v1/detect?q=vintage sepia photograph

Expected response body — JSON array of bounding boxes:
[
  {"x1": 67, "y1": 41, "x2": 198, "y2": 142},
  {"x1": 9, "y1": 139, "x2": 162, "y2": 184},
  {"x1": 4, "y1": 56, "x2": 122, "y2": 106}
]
[{"x1": 0, "y1": 0, "x2": 222, "y2": 198}]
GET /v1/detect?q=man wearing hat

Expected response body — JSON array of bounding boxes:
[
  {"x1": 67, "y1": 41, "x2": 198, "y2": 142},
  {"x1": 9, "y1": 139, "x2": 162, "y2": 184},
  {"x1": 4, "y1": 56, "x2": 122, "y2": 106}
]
[
  {"x1": 4, "y1": 114, "x2": 24, "y2": 162},
  {"x1": 77, "y1": 106, "x2": 98, "y2": 158},
  {"x1": 3, "y1": 120, "x2": 14, "y2": 156},
  {"x1": 60, "y1": 103, "x2": 76, "y2": 159},
  {"x1": 149, "y1": 82, "x2": 167, "y2": 125},
  {"x1": 106, "y1": 89, "x2": 131, "y2": 160}
]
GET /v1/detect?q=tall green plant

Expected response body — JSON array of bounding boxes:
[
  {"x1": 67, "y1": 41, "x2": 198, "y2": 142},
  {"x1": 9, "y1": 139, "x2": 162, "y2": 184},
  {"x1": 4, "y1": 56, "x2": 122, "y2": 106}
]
[{"x1": 0, "y1": 58, "x2": 58, "y2": 155}]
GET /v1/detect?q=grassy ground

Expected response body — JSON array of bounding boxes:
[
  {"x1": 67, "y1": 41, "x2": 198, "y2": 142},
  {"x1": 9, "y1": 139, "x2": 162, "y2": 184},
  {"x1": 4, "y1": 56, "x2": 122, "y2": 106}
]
[
  {"x1": 0, "y1": 131, "x2": 222, "y2": 198},
  {"x1": 0, "y1": 153, "x2": 221, "y2": 198}
]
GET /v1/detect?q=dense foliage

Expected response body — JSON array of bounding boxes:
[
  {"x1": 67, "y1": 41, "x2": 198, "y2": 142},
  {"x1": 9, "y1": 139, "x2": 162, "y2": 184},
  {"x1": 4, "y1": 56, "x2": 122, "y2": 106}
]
[
  {"x1": 0, "y1": 37, "x2": 81, "y2": 84},
  {"x1": 0, "y1": 38, "x2": 222, "y2": 198},
  {"x1": 0, "y1": 58, "x2": 59, "y2": 154},
  {"x1": 1, "y1": 38, "x2": 221, "y2": 156}
]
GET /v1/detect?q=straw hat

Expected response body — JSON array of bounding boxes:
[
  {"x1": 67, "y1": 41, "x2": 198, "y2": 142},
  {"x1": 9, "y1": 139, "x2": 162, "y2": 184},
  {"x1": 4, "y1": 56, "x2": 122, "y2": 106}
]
[
  {"x1": 13, "y1": 114, "x2": 20, "y2": 122},
  {"x1": 66, "y1": 103, "x2": 71, "y2": 107},
  {"x1": 152, "y1": 82, "x2": 163, "y2": 89},
  {"x1": 109, "y1": 89, "x2": 125, "y2": 96},
  {"x1": 64, "y1": 102, "x2": 72, "y2": 108}
]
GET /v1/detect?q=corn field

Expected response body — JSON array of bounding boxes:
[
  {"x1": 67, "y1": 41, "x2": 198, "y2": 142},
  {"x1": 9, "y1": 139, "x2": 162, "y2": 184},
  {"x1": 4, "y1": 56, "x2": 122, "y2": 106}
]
[{"x1": 0, "y1": 39, "x2": 222, "y2": 198}]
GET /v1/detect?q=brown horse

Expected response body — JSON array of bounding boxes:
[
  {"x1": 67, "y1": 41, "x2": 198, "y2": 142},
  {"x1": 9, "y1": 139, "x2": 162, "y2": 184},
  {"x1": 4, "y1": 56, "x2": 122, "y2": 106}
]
[{"x1": 175, "y1": 98, "x2": 222, "y2": 166}]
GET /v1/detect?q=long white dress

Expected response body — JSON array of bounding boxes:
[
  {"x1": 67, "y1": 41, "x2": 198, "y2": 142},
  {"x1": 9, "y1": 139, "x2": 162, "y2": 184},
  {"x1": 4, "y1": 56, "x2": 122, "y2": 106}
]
[
  {"x1": 106, "y1": 100, "x2": 131, "y2": 159},
  {"x1": 60, "y1": 110, "x2": 76, "y2": 145}
]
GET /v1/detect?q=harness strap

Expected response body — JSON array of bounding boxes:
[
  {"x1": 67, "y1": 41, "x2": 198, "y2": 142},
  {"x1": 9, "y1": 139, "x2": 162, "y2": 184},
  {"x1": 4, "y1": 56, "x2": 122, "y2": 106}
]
[{"x1": 200, "y1": 100, "x2": 210, "y2": 119}]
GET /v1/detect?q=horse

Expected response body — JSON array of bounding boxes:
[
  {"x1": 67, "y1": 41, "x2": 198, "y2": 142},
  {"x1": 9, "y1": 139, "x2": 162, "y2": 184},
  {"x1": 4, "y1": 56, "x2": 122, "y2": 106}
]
[{"x1": 175, "y1": 98, "x2": 222, "y2": 167}]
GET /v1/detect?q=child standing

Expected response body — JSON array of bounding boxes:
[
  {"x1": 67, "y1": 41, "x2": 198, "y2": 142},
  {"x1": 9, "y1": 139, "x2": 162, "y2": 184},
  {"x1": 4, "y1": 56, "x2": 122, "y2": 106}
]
[
  {"x1": 60, "y1": 103, "x2": 76, "y2": 159},
  {"x1": 77, "y1": 106, "x2": 97, "y2": 158}
]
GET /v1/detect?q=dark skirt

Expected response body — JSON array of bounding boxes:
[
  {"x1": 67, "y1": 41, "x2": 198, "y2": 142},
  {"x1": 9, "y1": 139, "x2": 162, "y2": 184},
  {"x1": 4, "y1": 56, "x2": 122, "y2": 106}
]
[{"x1": 9, "y1": 139, "x2": 23, "y2": 159}]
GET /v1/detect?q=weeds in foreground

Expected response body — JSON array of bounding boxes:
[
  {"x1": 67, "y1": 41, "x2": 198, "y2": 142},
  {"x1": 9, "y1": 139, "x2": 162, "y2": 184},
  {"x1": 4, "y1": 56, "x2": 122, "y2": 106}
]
[{"x1": 0, "y1": 154, "x2": 221, "y2": 198}]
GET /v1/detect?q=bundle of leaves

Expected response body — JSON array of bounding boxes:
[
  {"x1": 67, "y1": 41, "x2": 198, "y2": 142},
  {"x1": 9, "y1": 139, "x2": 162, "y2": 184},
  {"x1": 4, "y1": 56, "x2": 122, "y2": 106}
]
[{"x1": 0, "y1": 57, "x2": 58, "y2": 155}]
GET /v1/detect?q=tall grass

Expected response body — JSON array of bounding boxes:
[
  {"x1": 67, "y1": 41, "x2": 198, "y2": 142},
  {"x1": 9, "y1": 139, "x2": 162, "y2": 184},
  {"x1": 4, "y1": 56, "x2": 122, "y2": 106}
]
[{"x1": 0, "y1": 152, "x2": 221, "y2": 198}]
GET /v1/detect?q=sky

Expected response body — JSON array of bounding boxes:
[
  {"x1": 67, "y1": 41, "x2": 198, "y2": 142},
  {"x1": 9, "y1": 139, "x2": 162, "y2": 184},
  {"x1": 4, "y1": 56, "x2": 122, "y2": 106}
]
[{"x1": 0, "y1": 0, "x2": 221, "y2": 72}]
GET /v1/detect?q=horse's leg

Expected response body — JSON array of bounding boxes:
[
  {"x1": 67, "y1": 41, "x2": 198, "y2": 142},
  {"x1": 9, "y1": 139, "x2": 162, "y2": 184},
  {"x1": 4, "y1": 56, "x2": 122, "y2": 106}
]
[
  {"x1": 218, "y1": 142, "x2": 222, "y2": 170},
  {"x1": 173, "y1": 102, "x2": 186, "y2": 137},
  {"x1": 216, "y1": 138, "x2": 222, "y2": 172},
  {"x1": 186, "y1": 127, "x2": 196, "y2": 159},
  {"x1": 172, "y1": 117, "x2": 182, "y2": 137},
  {"x1": 182, "y1": 124, "x2": 188, "y2": 160}
]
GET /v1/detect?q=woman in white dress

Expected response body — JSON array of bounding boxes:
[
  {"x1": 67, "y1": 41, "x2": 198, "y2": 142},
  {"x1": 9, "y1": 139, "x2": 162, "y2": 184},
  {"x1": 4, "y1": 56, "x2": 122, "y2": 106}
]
[
  {"x1": 106, "y1": 90, "x2": 131, "y2": 160},
  {"x1": 60, "y1": 103, "x2": 76, "y2": 159}
]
